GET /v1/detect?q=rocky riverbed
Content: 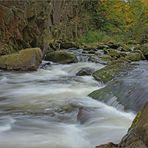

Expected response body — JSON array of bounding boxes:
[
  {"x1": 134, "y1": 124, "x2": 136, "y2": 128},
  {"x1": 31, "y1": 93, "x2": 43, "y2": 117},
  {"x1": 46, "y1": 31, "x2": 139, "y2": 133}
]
[{"x1": 0, "y1": 42, "x2": 148, "y2": 148}]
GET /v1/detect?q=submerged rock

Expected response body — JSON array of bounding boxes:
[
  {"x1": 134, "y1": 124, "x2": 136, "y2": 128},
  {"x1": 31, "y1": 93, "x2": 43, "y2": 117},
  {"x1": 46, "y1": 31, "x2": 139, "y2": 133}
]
[
  {"x1": 40, "y1": 61, "x2": 51, "y2": 69},
  {"x1": 76, "y1": 67, "x2": 95, "y2": 76},
  {"x1": 77, "y1": 107, "x2": 98, "y2": 124},
  {"x1": 0, "y1": 48, "x2": 42, "y2": 71},
  {"x1": 119, "y1": 103, "x2": 148, "y2": 148},
  {"x1": 44, "y1": 50, "x2": 77, "y2": 64}
]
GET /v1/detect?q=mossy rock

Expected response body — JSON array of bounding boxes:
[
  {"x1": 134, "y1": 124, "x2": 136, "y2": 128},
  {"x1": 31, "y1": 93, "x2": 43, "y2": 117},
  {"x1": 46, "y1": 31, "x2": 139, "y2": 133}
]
[
  {"x1": 44, "y1": 50, "x2": 77, "y2": 64},
  {"x1": 120, "y1": 44, "x2": 131, "y2": 52},
  {"x1": 129, "y1": 111, "x2": 142, "y2": 130},
  {"x1": 92, "y1": 60, "x2": 130, "y2": 83},
  {"x1": 106, "y1": 49, "x2": 121, "y2": 59},
  {"x1": 0, "y1": 48, "x2": 42, "y2": 71},
  {"x1": 125, "y1": 52, "x2": 143, "y2": 61},
  {"x1": 101, "y1": 55, "x2": 112, "y2": 62},
  {"x1": 129, "y1": 102, "x2": 148, "y2": 131},
  {"x1": 140, "y1": 44, "x2": 148, "y2": 59},
  {"x1": 60, "y1": 42, "x2": 78, "y2": 49},
  {"x1": 88, "y1": 87, "x2": 113, "y2": 100}
]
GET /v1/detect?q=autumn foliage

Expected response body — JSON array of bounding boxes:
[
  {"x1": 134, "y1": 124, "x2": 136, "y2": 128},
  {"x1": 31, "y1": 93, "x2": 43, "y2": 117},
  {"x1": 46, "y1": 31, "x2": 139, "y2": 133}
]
[{"x1": 83, "y1": 0, "x2": 148, "y2": 43}]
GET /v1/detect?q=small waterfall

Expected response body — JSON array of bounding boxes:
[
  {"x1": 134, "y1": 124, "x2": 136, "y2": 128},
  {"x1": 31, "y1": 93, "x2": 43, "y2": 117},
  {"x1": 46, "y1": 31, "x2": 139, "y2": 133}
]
[
  {"x1": 106, "y1": 96, "x2": 125, "y2": 111},
  {"x1": 67, "y1": 49, "x2": 91, "y2": 62},
  {"x1": 76, "y1": 54, "x2": 90, "y2": 62}
]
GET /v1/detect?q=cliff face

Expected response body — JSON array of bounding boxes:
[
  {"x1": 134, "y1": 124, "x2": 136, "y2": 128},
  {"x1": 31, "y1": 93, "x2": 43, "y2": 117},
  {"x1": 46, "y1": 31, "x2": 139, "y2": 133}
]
[{"x1": 0, "y1": 0, "x2": 87, "y2": 56}]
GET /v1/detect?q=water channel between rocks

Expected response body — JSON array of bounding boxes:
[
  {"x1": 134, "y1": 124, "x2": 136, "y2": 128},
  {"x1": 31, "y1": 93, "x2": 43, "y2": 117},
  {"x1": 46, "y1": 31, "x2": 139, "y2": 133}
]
[{"x1": 0, "y1": 62, "x2": 135, "y2": 148}]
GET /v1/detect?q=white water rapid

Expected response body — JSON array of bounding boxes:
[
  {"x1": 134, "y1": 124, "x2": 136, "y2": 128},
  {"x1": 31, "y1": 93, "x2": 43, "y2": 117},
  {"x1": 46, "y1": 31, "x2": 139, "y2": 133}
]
[{"x1": 0, "y1": 62, "x2": 135, "y2": 148}]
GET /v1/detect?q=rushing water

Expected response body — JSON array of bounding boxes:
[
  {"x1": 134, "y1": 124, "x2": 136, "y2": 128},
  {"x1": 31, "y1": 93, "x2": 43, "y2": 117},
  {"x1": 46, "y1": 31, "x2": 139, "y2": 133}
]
[{"x1": 0, "y1": 62, "x2": 135, "y2": 148}]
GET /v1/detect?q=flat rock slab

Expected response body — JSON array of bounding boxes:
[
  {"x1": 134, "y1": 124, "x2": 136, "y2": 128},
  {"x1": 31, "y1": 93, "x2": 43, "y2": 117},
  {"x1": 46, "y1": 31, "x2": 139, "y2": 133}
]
[{"x1": 89, "y1": 61, "x2": 148, "y2": 112}]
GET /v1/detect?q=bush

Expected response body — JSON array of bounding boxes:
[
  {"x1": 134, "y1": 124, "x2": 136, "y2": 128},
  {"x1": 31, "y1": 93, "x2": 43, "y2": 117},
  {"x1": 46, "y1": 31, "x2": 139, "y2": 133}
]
[{"x1": 78, "y1": 30, "x2": 111, "y2": 44}]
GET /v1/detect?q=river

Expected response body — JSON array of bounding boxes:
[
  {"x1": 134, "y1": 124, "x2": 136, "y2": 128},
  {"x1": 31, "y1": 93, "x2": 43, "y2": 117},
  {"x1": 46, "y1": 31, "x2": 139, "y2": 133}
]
[{"x1": 0, "y1": 62, "x2": 135, "y2": 148}]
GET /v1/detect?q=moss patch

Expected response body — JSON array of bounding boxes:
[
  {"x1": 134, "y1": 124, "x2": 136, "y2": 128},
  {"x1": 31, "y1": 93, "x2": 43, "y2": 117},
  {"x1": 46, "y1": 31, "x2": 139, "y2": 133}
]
[
  {"x1": 101, "y1": 55, "x2": 112, "y2": 63},
  {"x1": 106, "y1": 49, "x2": 121, "y2": 59},
  {"x1": 129, "y1": 111, "x2": 142, "y2": 131},
  {"x1": 88, "y1": 87, "x2": 113, "y2": 100}
]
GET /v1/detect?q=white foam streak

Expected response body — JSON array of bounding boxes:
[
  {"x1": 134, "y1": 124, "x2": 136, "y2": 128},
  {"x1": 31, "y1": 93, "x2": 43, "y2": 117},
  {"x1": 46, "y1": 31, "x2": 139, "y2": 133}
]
[{"x1": 0, "y1": 62, "x2": 135, "y2": 148}]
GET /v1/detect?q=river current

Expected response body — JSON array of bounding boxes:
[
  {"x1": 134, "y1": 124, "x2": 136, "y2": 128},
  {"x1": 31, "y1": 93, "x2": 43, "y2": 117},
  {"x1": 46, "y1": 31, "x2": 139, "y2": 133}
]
[{"x1": 0, "y1": 62, "x2": 135, "y2": 148}]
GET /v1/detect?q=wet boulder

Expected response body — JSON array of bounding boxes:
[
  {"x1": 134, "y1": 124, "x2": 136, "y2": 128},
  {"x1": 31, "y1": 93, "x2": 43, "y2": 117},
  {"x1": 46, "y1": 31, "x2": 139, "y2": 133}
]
[
  {"x1": 77, "y1": 107, "x2": 98, "y2": 124},
  {"x1": 119, "y1": 103, "x2": 148, "y2": 148},
  {"x1": 40, "y1": 61, "x2": 51, "y2": 69},
  {"x1": 125, "y1": 52, "x2": 144, "y2": 61},
  {"x1": 0, "y1": 48, "x2": 42, "y2": 71},
  {"x1": 92, "y1": 59, "x2": 131, "y2": 83},
  {"x1": 44, "y1": 50, "x2": 77, "y2": 64},
  {"x1": 76, "y1": 67, "x2": 95, "y2": 76}
]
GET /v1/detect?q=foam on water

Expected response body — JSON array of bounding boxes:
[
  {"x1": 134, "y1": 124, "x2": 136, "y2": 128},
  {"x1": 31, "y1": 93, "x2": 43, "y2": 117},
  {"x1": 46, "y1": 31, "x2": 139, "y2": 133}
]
[{"x1": 0, "y1": 62, "x2": 135, "y2": 148}]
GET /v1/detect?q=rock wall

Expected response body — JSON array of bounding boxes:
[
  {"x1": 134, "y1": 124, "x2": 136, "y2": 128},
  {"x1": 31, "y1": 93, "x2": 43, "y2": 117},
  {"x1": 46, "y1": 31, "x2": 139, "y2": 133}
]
[{"x1": 0, "y1": 0, "x2": 88, "y2": 56}]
